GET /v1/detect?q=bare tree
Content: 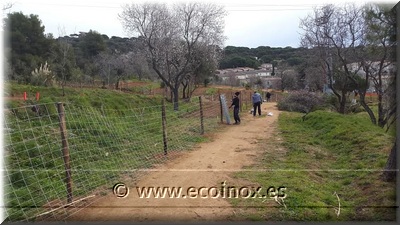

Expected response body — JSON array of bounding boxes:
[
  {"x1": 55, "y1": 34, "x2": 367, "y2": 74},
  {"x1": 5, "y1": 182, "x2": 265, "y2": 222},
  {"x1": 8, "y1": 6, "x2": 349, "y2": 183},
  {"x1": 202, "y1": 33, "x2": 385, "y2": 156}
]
[
  {"x1": 131, "y1": 51, "x2": 155, "y2": 81},
  {"x1": 301, "y1": 48, "x2": 327, "y2": 92},
  {"x1": 360, "y1": 3, "x2": 396, "y2": 129},
  {"x1": 182, "y1": 44, "x2": 221, "y2": 100},
  {"x1": 278, "y1": 60, "x2": 298, "y2": 91},
  {"x1": 376, "y1": 3, "x2": 397, "y2": 182},
  {"x1": 304, "y1": 66, "x2": 326, "y2": 92},
  {"x1": 55, "y1": 26, "x2": 74, "y2": 96},
  {"x1": 301, "y1": 3, "x2": 396, "y2": 122},
  {"x1": 300, "y1": 3, "x2": 366, "y2": 114},
  {"x1": 113, "y1": 53, "x2": 135, "y2": 90},
  {"x1": 119, "y1": 2, "x2": 226, "y2": 110},
  {"x1": 95, "y1": 51, "x2": 137, "y2": 89},
  {"x1": 2, "y1": 2, "x2": 14, "y2": 11},
  {"x1": 301, "y1": 2, "x2": 397, "y2": 183},
  {"x1": 95, "y1": 52, "x2": 113, "y2": 88}
]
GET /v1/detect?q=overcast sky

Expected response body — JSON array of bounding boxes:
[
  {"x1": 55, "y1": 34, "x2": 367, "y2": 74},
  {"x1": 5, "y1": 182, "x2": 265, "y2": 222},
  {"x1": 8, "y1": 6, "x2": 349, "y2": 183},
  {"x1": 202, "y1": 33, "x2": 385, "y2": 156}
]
[{"x1": 2, "y1": 0, "x2": 397, "y2": 48}]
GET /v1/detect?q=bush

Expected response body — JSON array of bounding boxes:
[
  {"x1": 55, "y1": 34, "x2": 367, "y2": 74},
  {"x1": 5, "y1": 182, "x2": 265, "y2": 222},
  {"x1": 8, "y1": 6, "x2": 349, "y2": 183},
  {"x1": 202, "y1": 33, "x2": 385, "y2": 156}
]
[
  {"x1": 326, "y1": 93, "x2": 365, "y2": 114},
  {"x1": 160, "y1": 81, "x2": 166, "y2": 88},
  {"x1": 205, "y1": 87, "x2": 217, "y2": 95},
  {"x1": 277, "y1": 90, "x2": 326, "y2": 113},
  {"x1": 30, "y1": 62, "x2": 56, "y2": 87}
]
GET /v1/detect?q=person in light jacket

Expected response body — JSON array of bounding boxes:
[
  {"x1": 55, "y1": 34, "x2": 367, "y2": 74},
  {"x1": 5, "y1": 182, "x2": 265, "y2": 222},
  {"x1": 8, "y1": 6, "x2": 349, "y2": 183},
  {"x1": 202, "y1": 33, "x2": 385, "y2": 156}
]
[{"x1": 252, "y1": 91, "x2": 262, "y2": 116}]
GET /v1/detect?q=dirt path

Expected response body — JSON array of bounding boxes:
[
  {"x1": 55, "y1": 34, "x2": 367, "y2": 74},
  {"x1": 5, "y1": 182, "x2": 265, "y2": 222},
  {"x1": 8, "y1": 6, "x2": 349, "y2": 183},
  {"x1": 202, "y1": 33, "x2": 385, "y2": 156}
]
[{"x1": 68, "y1": 102, "x2": 281, "y2": 222}]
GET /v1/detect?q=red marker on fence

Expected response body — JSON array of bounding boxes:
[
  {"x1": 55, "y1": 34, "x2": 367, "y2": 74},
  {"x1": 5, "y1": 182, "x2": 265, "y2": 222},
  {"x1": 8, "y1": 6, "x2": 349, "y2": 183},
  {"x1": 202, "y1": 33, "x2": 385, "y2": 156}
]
[
  {"x1": 36, "y1": 92, "x2": 40, "y2": 101},
  {"x1": 23, "y1": 92, "x2": 27, "y2": 101}
]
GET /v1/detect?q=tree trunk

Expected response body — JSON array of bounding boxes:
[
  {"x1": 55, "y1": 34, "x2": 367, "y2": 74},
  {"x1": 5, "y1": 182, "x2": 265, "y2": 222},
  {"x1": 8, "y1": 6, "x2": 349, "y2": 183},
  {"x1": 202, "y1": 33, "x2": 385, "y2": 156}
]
[
  {"x1": 115, "y1": 78, "x2": 120, "y2": 90},
  {"x1": 164, "y1": 86, "x2": 169, "y2": 101},
  {"x1": 359, "y1": 92, "x2": 377, "y2": 125},
  {"x1": 138, "y1": 71, "x2": 142, "y2": 81},
  {"x1": 62, "y1": 81, "x2": 66, "y2": 97},
  {"x1": 182, "y1": 82, "x2": 188, "y2": 99},
  {"x1": 188, "y1": 83, "x2": 197, "y2": 100},
  {"x1": 381, "y1": 143, "x2": 397, "y2": 182},
  {"x1": 61, "y1": 70, "x2": 66, "y2": 97},
  {"x1": 377, "y1": 93, "x2": 385, "y2": 128},
  {"x1": 173, "y1": 87, "x2": 179, "y2": 111},
  {"x1": 186, "y1": 81, "x2": 191, "y2": 99},
  {"x1": 339, "y1": 90, "x2": 347, "y2": 114}
]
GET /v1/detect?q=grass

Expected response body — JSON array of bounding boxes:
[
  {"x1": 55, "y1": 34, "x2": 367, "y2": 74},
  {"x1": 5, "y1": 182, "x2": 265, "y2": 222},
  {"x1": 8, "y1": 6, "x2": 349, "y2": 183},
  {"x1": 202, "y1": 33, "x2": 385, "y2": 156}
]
[
  {"x1": 4, "y1": 83, "x2": 223, "y2": 221},
  {"x1": 228, "y1": 110, "x2": 396, "y2": 221}
]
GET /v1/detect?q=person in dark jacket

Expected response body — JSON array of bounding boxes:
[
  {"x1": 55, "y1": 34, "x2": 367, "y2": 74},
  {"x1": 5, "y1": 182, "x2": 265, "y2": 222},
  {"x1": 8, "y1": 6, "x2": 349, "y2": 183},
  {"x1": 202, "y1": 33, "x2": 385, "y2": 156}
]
[
  {"x1": 229, "y1": 92, "x2": 241, "y2": 124},
  {"x1": 266, "y1": 91, "x2": 272, "y2": 102}
]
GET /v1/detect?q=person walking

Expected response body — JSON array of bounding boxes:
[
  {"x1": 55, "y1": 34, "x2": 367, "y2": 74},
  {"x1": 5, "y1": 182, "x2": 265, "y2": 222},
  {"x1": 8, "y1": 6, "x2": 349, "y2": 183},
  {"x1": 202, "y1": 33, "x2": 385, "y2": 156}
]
[
  {"x1": 229, "y1": 92, "x2": 241, "y2": 124},
  {"x1": 266, "y1": 91, "x2": 272, "y2": 102},
  {"x1": 252, "y1": 91, "x2": 262, "y2": 116}
]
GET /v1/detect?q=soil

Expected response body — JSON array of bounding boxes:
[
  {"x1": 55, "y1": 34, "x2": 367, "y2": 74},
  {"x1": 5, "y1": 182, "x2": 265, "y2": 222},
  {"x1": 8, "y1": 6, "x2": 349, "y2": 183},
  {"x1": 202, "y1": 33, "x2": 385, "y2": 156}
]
[{"x1": 64, "y1": 102, "x2": 281, "y2": 222}]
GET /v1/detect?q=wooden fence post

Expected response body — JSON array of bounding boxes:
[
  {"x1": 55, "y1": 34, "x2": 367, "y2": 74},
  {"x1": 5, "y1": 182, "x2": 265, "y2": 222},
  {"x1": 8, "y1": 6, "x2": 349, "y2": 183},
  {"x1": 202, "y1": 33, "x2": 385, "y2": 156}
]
[
  {"x1": 56, "y1": 102, "x2": 72, "y2": 204},
  {"x1": 219, "y1": 94, "x2": 223, "y2": 123},
  {"x1": 161, "y1": 99, "x2": 168, "y2": 155},
  {"x1": 199, "y1": 96, "x2": 204, "y2": 135}
]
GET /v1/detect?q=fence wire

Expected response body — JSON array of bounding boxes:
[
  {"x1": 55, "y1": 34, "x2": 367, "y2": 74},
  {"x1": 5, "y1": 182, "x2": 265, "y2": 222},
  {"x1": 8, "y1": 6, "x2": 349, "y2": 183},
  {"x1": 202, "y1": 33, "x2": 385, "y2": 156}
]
[{"x1": 3, "y1": 96, "x2": 224, "y2": 222}]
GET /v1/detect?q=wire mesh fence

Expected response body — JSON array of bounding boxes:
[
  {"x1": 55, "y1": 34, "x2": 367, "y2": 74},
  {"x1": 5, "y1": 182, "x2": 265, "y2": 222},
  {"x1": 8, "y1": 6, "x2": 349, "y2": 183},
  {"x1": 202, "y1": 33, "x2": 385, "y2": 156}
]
[{"x1": 3, "y1": 96, "x2": 226, "y2": 222}]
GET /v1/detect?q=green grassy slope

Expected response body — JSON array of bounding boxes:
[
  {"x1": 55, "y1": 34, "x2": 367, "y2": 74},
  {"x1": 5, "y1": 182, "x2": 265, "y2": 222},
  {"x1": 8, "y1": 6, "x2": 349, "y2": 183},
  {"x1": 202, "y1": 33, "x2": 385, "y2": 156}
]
[{"x1": 229, "y1": 110, "x2": 396, "y2": 221}]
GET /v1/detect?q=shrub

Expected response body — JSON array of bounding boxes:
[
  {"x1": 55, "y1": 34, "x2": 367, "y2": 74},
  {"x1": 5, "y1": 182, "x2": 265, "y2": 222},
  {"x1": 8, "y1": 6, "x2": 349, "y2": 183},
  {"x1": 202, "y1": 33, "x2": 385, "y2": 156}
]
[
  {"x1": 277, "y1": 90, "x2": 326, "y2": 113},
  {"x1": 205, "y1": 87, "x2": 217, "y2": 95},
  {"x1": 31, "y1": 62, "x2": 56, "y2": 87},
  {"x1": 160, "y1": 81, "x2": 166, "y2": 88},
  {"x1": 326, "y1": 93, "x2": 365, "y2": 114}
]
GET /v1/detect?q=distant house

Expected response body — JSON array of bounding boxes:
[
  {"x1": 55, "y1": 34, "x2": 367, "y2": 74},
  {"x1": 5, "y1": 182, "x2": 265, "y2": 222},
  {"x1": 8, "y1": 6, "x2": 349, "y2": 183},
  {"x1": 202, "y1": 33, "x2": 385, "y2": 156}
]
[
  {"x1": 215, "y1": 67, "x2": 281, "y2": 89},
  {"x1": 346, "y1": 61, "x2": 395, "y2": 92},
  {"x1": 347, "y1": 61, "x2": 395, "y2": 77},
  {"x1": 236, "y1": 75, "x2": 248, "y2": 80},
  {"x1": 260, "y1": 63, "x2": 273, "y2": 71}
]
